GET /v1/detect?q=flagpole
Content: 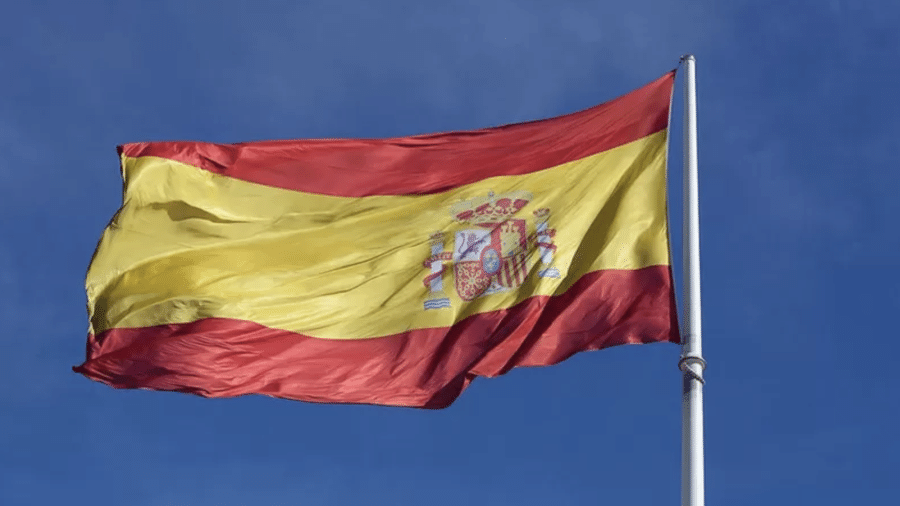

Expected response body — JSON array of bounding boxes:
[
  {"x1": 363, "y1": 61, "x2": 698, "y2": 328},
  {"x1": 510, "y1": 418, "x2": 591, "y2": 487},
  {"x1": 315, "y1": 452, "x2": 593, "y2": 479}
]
[{"x1": 679, "y1": 54, "x2": 705, "y2": 506}]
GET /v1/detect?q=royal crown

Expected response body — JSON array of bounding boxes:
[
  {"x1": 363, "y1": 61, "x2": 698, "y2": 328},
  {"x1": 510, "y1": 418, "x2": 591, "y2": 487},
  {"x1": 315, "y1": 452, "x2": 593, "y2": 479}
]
[{"x1": 450, "y1": 191, "x2": 533, "y2": 225}]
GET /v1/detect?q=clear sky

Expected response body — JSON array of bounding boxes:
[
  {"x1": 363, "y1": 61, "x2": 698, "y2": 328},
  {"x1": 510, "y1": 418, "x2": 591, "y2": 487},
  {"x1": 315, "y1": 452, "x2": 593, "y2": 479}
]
[{"x1": 2, "y1": 1, "x2": 898, "y2": 504}]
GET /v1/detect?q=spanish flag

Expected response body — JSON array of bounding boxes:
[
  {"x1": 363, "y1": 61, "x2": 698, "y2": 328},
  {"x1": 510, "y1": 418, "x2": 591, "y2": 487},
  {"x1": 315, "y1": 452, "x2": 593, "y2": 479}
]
[{"x1": 75, "y1": 71, "x2": 680, "y2": 408}]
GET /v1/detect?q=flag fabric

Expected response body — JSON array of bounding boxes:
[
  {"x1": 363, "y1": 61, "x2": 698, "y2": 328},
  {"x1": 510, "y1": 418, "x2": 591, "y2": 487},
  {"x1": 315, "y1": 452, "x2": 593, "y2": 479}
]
[{"x1": 74, "y1": 71, "x2": 680, "y2": 408}]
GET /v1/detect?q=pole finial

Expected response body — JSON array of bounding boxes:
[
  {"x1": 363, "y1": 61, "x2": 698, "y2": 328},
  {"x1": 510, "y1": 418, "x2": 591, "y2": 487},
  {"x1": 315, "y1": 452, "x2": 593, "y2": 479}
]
[{"x1": 680, "y1": 54, "x2": 696, "y2": 63}]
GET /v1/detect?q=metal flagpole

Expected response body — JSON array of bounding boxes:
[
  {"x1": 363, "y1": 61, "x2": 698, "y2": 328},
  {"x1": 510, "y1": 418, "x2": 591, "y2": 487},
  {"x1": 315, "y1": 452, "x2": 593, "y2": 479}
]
[{"x1": 679, "y1": 54, "x2": 705, "y2": 506}]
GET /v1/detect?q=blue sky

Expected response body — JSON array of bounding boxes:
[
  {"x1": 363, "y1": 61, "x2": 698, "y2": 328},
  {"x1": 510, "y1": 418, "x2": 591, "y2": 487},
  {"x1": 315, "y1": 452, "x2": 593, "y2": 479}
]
[{"x1": 2, "y1": 0, "x2": 898, "y2": 504}]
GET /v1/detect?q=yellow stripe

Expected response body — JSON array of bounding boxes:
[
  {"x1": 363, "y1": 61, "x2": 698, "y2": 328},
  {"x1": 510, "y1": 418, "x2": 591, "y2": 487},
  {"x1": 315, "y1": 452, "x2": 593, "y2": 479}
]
[{"x1": 88, "y1": 130, "x2": 671, "y2": 339}]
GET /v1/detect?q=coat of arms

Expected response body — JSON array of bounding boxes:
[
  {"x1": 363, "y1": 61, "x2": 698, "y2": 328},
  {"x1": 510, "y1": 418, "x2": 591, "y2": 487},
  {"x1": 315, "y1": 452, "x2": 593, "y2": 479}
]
[{"x1": 422, "y1": 191, "x2": 560, "y2": 310}]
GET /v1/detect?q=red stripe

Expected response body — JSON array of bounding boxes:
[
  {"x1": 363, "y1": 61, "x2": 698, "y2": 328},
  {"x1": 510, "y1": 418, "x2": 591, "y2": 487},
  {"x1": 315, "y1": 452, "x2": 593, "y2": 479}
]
[
  {"x1": 118, "y1": 72, "x2": 674, "y2": 198},
  {"x1": 74, "y1": 266, "x2": 679, "y2": 408},
  {"x1": 511, "y1": 255, "x2": 521, "y2": 285},
  {"x1": 516, "y1": 255, "x2": 527, "y2": 284}
]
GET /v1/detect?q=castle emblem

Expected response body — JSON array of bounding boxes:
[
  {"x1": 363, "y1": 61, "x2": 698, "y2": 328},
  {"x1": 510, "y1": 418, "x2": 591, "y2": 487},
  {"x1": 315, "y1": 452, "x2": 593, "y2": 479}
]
[{"x1": 423, "y1": 191, "x2": 559, "y2": 310}]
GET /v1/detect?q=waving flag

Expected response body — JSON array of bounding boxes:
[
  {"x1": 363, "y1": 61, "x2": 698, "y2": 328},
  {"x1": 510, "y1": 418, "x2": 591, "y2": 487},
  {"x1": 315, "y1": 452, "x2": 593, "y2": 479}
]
[{"x1": 74, "y1": 71, "x2": 680, "y2": 408}]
